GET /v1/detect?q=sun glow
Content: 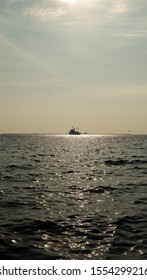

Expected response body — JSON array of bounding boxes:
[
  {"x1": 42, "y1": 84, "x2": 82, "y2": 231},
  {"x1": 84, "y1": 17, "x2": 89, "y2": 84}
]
[
  {"x1": 61, "y1": 0, "x2": 92, "y2": 8},
  {"x1": 62, "y1": 0, "x2": 78, "y2": 5}
]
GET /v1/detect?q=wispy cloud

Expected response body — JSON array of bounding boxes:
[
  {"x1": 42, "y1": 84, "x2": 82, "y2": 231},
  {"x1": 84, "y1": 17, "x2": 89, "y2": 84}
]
[
  {"x1": 23, "y1": 0, "x2": 99, "y2": 22},
  {"x1": 110, "y1": 2, "x2": 129, "y2": 14},
  {"x1": 24, "y1": 0, "x2": 69, "y2": 21},
  {"x1": 24, "y1": 4, "x2": 66, "y2": 21},
  {"x1": 126, "y1": 29, "x2": 147, "y2": 38},
  {"x1": 0, "y1": 0, "x2": 145, "y2": 24}
]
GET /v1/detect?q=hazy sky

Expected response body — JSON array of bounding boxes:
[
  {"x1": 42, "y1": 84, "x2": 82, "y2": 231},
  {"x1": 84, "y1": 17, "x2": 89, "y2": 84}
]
[{"x1": 0, "y1": 0, "x2": 147, "y2": 134}]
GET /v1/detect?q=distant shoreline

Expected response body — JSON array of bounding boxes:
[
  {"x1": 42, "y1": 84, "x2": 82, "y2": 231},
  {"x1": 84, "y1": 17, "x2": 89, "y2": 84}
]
[{"x1": 0, "y1": 132, "x2": 147, "y2": 136}]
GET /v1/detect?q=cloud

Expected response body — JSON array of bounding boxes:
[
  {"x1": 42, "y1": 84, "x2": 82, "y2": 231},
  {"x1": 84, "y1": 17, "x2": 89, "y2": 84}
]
[
  {"x1": 24, "y1": 4, "x2": 66, "y2": 21},
  {"x1": 126, "y1": 29, "x2": 147, "y2": 38},
  {"x1": 24, "y1": 0, "x2": 69, "y2": 21},
  {"x1": 23, "y1": 0, "x2": 99, "y2": 22},
  {"x1": 110, "y1": 1, "x2": 130, "y2": 15}
]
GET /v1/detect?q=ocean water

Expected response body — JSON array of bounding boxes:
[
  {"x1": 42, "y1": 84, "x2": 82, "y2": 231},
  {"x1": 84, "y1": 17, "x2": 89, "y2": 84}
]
[{"x1": 0, "y1": 133, "x2": 147, "y2": 260}]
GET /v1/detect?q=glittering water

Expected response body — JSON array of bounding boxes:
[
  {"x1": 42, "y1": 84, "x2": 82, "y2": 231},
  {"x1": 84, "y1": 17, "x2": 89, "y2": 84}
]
[{"x1": 0, "y1": 134, "x2": 147, "y2": 259}]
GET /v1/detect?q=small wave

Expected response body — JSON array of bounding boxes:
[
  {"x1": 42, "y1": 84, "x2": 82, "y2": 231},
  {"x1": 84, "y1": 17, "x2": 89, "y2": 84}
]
[
  {"x1": 84, "y1": 185, "x2": 115, "y2": 194},
  {"x1": 50, "y1": 154, "x2": 55, "y2": 157},
  {"x1": 105, "y1": 159, "x2": 128, "y2": 165},
  {"x1": 132, "y1": 159, "x2": 147, "y2": 164},
  {"x1": 134, "y1": 198, "x2": 147, "y2": 204},
  {"x1": 3, "y1": 219, "x2": 64, "y2": 234},
  {"x1": 106, "y1": 214, "x2": 147, "y2": 259},
  {"x1": 85, "y1": 187, "x2": 104, "y2": 194},
  {"x1": 62, "y1": 170, "x2": 75, "y2": 174},
  {"x1": 105, "y1": 158, "x2": 147, "y2": 166},
  {"x1": 6, "y1": 163, "x2": 34, "y2": 170}
]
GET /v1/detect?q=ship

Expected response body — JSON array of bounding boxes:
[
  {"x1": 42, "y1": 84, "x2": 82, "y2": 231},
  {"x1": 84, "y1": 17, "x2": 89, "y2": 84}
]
[{"x1": 69, "y1": 127, "x2": 81, "y2": 135}]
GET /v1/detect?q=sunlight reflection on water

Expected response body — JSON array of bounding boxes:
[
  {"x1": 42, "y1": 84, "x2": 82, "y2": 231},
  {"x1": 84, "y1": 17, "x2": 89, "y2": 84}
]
[{"x1": 0, "y1": 134, "x2": 147, "y2": 259}]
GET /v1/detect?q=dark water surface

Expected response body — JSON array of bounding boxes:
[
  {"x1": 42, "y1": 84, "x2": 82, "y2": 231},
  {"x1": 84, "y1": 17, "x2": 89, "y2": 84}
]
[{"x1": 0, "y1": 134, "x2": 147, "y2": 259}]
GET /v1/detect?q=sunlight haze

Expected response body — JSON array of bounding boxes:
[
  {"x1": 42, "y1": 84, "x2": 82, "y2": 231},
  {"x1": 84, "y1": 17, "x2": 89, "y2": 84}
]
[{"x1": 0, "y1": 0, "x2": 147, "y2": 134}]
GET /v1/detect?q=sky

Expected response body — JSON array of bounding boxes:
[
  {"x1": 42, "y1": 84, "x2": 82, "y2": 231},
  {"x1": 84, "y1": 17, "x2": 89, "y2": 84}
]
[{"x1": 0, "y1": 0, "x2": 147, "y2": 134}]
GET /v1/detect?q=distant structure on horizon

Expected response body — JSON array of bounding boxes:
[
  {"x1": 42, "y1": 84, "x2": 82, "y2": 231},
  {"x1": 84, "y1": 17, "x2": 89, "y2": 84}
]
[{"x1": 69, "y1": 127, "x2": 81, "y2": 135}]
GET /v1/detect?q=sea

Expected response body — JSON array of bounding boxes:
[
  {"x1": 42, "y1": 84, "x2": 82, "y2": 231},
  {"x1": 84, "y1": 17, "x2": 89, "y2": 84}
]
[{"x1": 0, "y1": 133, "x2": 147, "y2": 260}]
